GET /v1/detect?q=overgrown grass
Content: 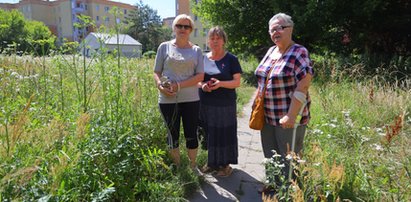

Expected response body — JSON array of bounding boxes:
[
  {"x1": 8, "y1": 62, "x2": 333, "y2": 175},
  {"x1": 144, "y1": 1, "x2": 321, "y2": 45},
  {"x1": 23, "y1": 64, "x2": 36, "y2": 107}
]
[
  {"x1": 0, "y1": 54, "x2": 197, "y2": 201},
  {"x1": 2, "y1": 52, "x2": 408, "y2": 201}
]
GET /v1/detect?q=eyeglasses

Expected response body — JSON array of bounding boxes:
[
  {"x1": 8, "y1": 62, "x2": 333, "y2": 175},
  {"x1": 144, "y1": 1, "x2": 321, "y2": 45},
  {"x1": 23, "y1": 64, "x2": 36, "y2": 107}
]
[
  {"x1": 175, "y1": 24, "x2": 192, "y2": 30},
  {"x1": 269, "y1": 26, "x2": 291, "y2": 34}
]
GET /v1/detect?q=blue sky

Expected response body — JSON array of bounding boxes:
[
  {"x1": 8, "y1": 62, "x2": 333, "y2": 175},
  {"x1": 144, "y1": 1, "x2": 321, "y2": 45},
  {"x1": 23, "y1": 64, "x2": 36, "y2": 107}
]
[{"x1": 0, "y1": 0, "x2": 176, "y2": 19}]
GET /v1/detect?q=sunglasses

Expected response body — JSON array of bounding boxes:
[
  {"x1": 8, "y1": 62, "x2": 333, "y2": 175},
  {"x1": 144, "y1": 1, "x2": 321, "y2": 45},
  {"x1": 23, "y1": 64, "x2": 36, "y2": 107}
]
[{"x1": 175, "y1": 24, "x2": 192, "y2": 30}]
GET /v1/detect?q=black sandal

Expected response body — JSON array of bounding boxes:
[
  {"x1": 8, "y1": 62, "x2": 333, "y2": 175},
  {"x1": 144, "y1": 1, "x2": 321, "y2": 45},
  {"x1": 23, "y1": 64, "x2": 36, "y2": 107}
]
[{"x1": 257, "y1": 185, "x2": 275, "y2": 194}]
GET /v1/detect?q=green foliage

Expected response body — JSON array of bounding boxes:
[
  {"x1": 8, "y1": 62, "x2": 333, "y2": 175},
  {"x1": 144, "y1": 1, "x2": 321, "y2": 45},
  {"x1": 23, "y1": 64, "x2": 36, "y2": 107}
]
[
  {"x1": 0, "y1": 9, "x2": 25, "y2": 54},
  {"x1": 0, "y1": 9, "x2": 55, "y2": 55},
  {"x1": 143, "y1": 50, "x2": 156, "y2": 59},
  {"x1": 193, "y1": 0, "x2": 410, "y2": 70},
  {"x1": 23, "y1": 20, "x2": 56, "y2": 55},
  {"x1": 125, "y1": 1, "x2": 172, "y2": 52}
]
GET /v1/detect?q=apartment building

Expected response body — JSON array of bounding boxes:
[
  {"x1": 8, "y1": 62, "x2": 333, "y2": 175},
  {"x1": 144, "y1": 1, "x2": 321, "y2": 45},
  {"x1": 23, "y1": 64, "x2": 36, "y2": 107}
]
[
  {"x1": 175, "y1": 0, "x2": 208, "y2": 51},
  {"x1": 0, "y1": 0, "x2": 135, "y2": 43}
]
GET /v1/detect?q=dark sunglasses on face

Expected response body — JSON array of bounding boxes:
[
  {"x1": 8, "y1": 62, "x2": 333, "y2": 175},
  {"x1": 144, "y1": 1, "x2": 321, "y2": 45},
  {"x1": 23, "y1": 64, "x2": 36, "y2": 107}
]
[{"x1": 175, "y1": 24, "x2": 192, "y2": 30}]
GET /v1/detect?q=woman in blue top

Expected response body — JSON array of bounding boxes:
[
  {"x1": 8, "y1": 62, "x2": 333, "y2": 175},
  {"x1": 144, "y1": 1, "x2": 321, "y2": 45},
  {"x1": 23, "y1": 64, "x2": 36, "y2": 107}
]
[{"x1": 199, "y1": 26, "x2": 242, "y2": 177}]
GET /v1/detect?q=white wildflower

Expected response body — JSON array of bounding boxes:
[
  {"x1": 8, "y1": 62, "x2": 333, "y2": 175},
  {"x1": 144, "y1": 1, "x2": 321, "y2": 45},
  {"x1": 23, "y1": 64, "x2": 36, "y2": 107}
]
[
  {"x1": 297, "y1": 159, "x2": 306, "y2": 164},
  {"x1": 272, "y1": 154, "x2": 281, "y2": 158},
  {"x1": 372, "y1": 143, "x2": 383, "y2": 151},
  {"x1": 375, "y1": 127, "x2": 383, "y2": 133},
  {"x1": 277, "y1": 163, "x2": 285, "y2": 168},
  {"x1": 10, "y1": 71, "x2": 19, "y2": 77},
  {"x1": 329, "y1": 123, "x2": 337, "y2": 128},
  {"x1": 312, "y1": 129, "x2": 323, "y2": 134}
]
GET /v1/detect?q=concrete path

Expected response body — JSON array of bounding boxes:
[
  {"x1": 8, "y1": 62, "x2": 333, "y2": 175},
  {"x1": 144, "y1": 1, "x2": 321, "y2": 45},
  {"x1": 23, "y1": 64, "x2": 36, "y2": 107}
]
[{"x1": 189, "y1": 94, "x2": 266, "y2": 202}]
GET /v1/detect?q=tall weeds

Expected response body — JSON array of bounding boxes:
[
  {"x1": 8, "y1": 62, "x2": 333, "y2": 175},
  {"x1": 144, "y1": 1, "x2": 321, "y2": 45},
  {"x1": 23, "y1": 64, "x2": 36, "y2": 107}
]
[{"x1": 0, "y1": 52, "x2": 196, "y2": 201}]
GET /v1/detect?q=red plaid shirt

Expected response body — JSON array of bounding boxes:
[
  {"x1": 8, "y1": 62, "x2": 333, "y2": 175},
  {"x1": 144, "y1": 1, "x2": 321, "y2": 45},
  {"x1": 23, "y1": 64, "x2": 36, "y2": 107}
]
[{"x1": 255, "y1": 44, "x2": 314, "y2": 126}]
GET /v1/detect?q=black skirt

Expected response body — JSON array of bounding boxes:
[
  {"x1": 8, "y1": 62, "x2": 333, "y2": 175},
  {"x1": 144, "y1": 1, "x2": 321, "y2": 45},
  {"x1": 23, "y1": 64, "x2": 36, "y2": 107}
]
[{"x1": 200, "y1": 104, "x2": 238, "y2": 167}]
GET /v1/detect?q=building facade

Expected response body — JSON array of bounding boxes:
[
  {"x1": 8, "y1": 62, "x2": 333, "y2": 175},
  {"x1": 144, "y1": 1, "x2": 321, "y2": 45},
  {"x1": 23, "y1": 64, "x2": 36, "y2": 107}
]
[
  {"x1": 0, "y1": 0, "x2": 135, "y2": 43},
  {"x1": 175, "y1": 0, "x2": 208, "y2": 51}
]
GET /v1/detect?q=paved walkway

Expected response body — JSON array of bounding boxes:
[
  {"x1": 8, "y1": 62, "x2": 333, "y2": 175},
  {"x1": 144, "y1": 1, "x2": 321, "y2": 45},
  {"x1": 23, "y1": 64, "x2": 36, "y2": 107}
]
[{"x1": 189, "y1": 93, "x2": 266, "y2": 202}]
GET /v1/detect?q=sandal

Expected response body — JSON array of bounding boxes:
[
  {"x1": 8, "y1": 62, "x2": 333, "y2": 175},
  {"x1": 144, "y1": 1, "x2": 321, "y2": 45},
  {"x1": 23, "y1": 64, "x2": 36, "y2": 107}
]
[
  {"x1": 216, "y1": 166, "x2": 233, "y2": 177},
  {"x1": 201, "y1": 165, "x2": 216, "y2": 173},
  {"x1": 257, "y1": 185, "x2": 275, "y2": 194}
]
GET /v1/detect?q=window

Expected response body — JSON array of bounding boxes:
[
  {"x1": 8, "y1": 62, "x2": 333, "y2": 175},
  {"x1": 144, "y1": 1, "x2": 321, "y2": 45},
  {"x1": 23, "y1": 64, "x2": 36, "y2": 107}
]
[
  {"x1": 85, "y1": 5, "x2": 88, "y2": 10},
  {"x1": 194, "y1": 15, "x2": 198, "y2": 21},
  {"x1": 96, "y1": 16, "x2": 99, "y2": 21},
  {"x1": 124, "y1": 9, "x2": 127, "y2": 15},
  {"x1": 59, "y1": 17, "x2": 62, "y2": 23},
  {"x1": 203, "y1": 28, "x2": 208, "y2": 37},
  {"x1": 194, "y1": 28, "x2": 198, "y2": 37},
  {"x1": 96, "y1": 5, "x2": 99, "y2": 11},
  {"x1": 105, "y1": 6, "x2": 110, "y2": 12},
  {"x1": 105, "y1": 17, "x2": 109, "y2": 23}
]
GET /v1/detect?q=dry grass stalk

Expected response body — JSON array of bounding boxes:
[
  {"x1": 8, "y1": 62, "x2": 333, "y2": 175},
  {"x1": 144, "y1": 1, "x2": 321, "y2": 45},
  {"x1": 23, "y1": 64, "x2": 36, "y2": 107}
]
[
  {"x1": 9, "y1": 94, "x2": 34, "y2": 152},
  {"x1": 50, "y1": 151, "x2": 71, "y2": 192},
  {"x1": 328, "y1": 162, "x2": 345, "y2": 184},
  {"x1": 76, "y1": 113, "x2": 91, "y2": 139},
  {"x1": 0, "y1": 159, "x2": 40, "y2": 187},
  {"x1": 290, "y1": 180, "x2": 304, "y2": 202},
  {"x1": 369, "y1": 87, "x2": 374, "y2": 103},
  {"x1": 384, "y1": 113, "x2": 404, "y2": 144},
  {"x1": 262, "y1": 193, "x2": 278, "y2": 202}
]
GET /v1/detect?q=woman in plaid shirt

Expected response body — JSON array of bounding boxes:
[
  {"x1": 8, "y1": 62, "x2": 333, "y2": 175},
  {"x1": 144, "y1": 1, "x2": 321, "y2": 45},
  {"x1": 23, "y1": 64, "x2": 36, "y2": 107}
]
[{"x1": 255, "y1": 13, "x2": 314, "y2": 193}]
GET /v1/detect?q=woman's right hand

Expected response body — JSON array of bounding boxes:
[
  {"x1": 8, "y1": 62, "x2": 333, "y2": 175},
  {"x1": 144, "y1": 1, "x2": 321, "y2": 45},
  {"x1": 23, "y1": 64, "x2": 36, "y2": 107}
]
[
  {"x1": 201, "y1": 83, "x2": 212, "y2": 92},
  {"x1": 158, "y1": 84, "x2": 176, "y2": 96}
]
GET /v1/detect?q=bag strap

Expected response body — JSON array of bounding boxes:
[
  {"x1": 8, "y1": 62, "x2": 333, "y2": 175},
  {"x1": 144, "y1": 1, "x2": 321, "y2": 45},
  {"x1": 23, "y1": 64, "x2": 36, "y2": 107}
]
[{"x1": 260, "y1": 47, "x2": 276, "y2": 98}]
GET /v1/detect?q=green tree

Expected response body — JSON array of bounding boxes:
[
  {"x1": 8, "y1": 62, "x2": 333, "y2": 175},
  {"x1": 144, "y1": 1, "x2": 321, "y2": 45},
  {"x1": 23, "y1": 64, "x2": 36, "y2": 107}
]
[
  {"x1": 193, "y1": 0, "x2": 410, "y2": 58},
  {"x1": 23, "y1": 20, "x2": 56, "y2": 55},
  {"x1": 0, "y1": 9, "x2": 56, "y2": 55},
  {"x1": 125, "y1": 1, "x2": 172, "y2": 52},
  {"x1": 0, "y1": 9, "x2": 25, "y2": 53}
]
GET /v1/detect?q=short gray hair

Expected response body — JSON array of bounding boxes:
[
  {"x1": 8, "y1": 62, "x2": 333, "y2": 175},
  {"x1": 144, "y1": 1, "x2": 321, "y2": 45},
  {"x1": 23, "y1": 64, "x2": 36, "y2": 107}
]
[
  {"x1": 207, "y1": 26, "x2": 228, "y2": 43},
  {"x1": 268, "y1": 13, "x2": 294, "y2": 28},
  {"x1": 172, "y1": 14, "x2": 195, "y2": 32}
]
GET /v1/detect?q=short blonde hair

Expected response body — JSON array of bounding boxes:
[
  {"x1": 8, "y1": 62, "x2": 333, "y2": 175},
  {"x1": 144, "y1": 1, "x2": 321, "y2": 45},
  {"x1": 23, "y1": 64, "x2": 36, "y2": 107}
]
[
  {"x1": 172, "y1": 14, "x2": 195, "y2": 32},
  {"x1": 207, "y1": 26, "x2": 227, "y2": 43}
]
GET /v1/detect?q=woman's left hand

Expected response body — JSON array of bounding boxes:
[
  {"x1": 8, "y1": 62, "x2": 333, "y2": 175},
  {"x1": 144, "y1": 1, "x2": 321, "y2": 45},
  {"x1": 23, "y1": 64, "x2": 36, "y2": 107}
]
[
  {"x1": 279, "y1": 115, "x2": 296, "y2": 129},
  {"x1": 208, "y1": 78, "x2": 220, "y2": 90}
]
